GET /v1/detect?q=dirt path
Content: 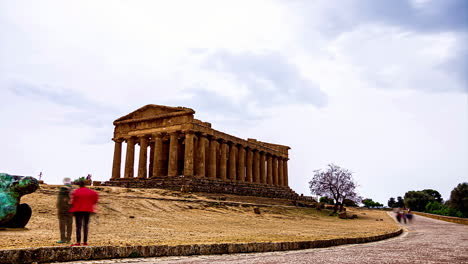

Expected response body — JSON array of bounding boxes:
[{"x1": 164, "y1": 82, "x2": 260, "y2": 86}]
[{"x1": 60, "y1": 214, "x2": 468, "y2": 264}]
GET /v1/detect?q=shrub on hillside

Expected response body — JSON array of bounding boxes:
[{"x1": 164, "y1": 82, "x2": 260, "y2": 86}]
[
  {"x1": 404, "y1": 191, "x2": 432, "y2": 211},
  {"x1": 319, "y1": 196, "x2": 335, "y2": 205},
  {"x1": 72, "y1": 177, "x2": 86, "y2": 185},
  {"x1": 343, "y1": 199, "x2": 358, "y2": 207},
  {"x1": 447, "y1": 182, "x2": 468, "y2": 218},
  {"x1": 425, "y1": 201, "x2": 463, "y2": 217},
  {"x1": 362, "y1": 198, "x2": 383, "y2": 208}
]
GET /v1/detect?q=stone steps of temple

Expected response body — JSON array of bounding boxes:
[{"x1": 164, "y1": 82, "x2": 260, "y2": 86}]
[{"x1": 104, "y1": 176, "x2": 298, "y2": 199}]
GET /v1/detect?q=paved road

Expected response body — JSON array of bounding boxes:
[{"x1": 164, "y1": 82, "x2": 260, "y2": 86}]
[{"x1": 61, "y1": 214, "x2": 468, "y2": 264}]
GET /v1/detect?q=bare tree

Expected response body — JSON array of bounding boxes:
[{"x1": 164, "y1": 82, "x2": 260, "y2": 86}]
[{"x1": 309, "y1": 164, "x2": 360, "y2": 213}]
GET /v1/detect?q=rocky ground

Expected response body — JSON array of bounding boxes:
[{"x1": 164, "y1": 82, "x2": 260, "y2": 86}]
[{"x1": 0, "y1": 185, "x2": 399, "y2": 249}]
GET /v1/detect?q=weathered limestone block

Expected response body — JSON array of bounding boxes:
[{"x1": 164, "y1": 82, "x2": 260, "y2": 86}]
[
  {"x1": 338, "y1": 211, "x2": 347, "y2": 219},
  {"x1": 0, "y1": 173, "x2": 39, "y2": 228},
  {"x1": 92, "y1": 181, "x2": 102, "y2": 186},
  {"x1": 104, "y1": 176, "x2": 300, "y2": 199}
]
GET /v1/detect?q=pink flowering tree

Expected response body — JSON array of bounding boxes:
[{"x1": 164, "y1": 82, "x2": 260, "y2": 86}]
[{"x1": 309, "y1": 164, "x2": 361, "y2": 213}]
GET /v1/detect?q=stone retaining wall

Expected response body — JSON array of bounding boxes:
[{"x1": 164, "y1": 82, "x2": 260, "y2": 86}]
[
  {"x1": 0, "y1": 229, "x2": 403, "y2": 264},
  {"x1": 413, "y1": 212, "x2": 468, "y2": 225},
  {"x1": 104, "y1": 176, "x2": 300, "y2": 200}
]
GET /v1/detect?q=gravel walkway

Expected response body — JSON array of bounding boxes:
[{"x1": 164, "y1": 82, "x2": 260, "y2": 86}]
[{"x1": 58, "y1": 214, "x2": 468, "y2": 264}]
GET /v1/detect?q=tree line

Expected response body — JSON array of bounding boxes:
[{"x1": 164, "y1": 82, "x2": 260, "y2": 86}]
[
  {"x1": 309, "y1": 163, "x2": 467, "y2": 218},
  {"x1": 388, "y1": 183, "x2": 467, "y2": 218}
]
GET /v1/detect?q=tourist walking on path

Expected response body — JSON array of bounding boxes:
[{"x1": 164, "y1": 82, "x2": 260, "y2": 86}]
[
  {"x1": 56, "y1": 177, "x2": 73, "y2": 243},
  {"x1": 69, "y1": 180, "x2": 99, "y2": 246}
]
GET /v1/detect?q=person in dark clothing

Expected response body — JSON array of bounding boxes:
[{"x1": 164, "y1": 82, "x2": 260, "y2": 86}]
[
  {"x1": 69, "y1": 180, "x2": 99, "y2": 246},
  {"x1": 56, "y1": 177, "x2": 73, "y2": 243}
]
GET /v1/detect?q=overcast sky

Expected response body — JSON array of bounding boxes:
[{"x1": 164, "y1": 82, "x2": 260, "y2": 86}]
[{"x1": 1, "y1": 0, "x2": 467, "y2": 204}]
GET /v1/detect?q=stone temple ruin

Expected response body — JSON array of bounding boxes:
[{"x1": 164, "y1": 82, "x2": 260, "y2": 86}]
[{"x1": 105, "y1": 105, "x2": 299, "y2": 199}]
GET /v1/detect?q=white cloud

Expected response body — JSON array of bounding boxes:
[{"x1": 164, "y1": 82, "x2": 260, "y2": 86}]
[{"x1": 328, "y1": 24, "x2": 464, "y2": 92}]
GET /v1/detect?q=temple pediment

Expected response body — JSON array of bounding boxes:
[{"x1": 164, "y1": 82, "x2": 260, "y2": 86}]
[{"x1": 114, "y1": 104, "x2": 195, "y2": 124}]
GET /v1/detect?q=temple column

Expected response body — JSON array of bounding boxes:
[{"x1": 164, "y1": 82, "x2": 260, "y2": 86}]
[
  {"x1": 151, "y1": 133, "x2": 163, "y2": 178},
  {"x1": 124, "y1": 137, "x2": 136, "y2": 178},
  {"x1": 196, "y1": 134, "x2": 207, "y2": 177},
  {"x1": 267, "y1": 154, "x2": 273, "y2": 185},
  {"x1": 260, "y1": 152, "x2": 266, "y2": 184},
  {"x1": 219, "y1": 140, "x2": 228, "y2": 180},
  {"x1": 253, "y1": 150, "x2": 260, "y2": 183},
  {"x1": 237, "y1": 145, "x2": 245, "y2": 182},
  {"x1": 228, "y1": 143, "x2": 237, "y2": 180},
  {"x1": 168, "y1": 132, "x2": 179, "y2": 176},
  {"x1": 111, "y1": 139, "x2": 122, "y2": 179},
  {"x1": 208, "y1": 138, "x2": 217, "y2": 178},
  {"x1": 272, "y1": 156, "x2": 278, "y2": 186},
  {"x1": 283, "y1": 158, "x2": 289, "y2": 187},
  {"x1": 246, "y1": 148, "x2": 253, "y2": 182},
  {"x1": 148, "y1": 142, "x2": 154, "y2": 178},
  {"x1": 137, "y1": 136, "x2": 149, "y2": 179},
  {"x1": 111, "y1": 138, "x2": 123, "y2": 179},
  {"x1": 183, "y1": 131, "x2": 195, "y2": 176},
  {"x1": 278, "y1": 158, "x2": 284, "y2": 186}
]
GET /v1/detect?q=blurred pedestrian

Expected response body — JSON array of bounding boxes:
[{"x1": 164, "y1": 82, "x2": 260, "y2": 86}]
[
  {"x1": 406, "y1": 208, "x2": 413, "y2": 223},
  {"x1": 69, "y1": 180, "x2": 99, "y2": 246},
  {"x1": 56, "y1": 177, "x2": 73, "y2": 243},
  {"x1": 394, "y1": 208, "x2": 401, "y2": 223}
]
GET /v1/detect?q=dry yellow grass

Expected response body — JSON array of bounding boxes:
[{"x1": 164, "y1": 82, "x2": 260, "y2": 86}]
[{"x1": 0, "y1": 185, "x2": 399, "y2": 249}]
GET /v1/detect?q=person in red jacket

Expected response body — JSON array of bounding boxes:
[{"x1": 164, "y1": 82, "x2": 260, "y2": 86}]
[{"x1": 69, "y1": 180, "x2": 98, "y2": 246}]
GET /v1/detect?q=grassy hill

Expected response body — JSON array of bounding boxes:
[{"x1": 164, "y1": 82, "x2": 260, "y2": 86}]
[{"x1": 0, "y1": 185, "x2": 399, "y2": 249}]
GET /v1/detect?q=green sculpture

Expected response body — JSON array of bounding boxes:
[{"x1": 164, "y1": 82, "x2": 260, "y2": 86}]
[{"x1": 0, "y1": 173, "x2": 39, "y2": 228}]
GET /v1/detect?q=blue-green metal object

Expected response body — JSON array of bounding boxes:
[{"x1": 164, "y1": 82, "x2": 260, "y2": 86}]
[{"x1": 0, "y1": 173, "x2": 39, "y2": 227}]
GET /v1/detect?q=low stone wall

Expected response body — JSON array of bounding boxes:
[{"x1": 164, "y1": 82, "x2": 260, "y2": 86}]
[
  {"x1": 413, "y1": 212, "x2": 468, "y2": 225},
  {"x1": 0, "y1": 229, "x2": 403, "y2": 264},
  {"x1": 104, "y1": 176, "x2": 300, "y2": 200}
]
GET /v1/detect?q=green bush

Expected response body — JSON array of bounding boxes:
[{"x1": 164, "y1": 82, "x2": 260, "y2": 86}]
[
  {"x1": 343, "y1": 199, "x2": 358, "y2": 207},
  {"x1": 319, "y1": 196, "x2": 335, "y2": 205},
  {"x1": 425, "y1": 201, "x2": 463, "y2": 217},
  {"x1": 362, "y1": 198, "x2": 383, "y2": 208},
  {"x1": 72, "y1": 177, "x2": 86, "y2": 185},
  {"x1": 404, "y1": 191, "x2": 432, "y2": 211},
  {"x1": 447, "y1": 182, "x2": 468, "y2": 218}
]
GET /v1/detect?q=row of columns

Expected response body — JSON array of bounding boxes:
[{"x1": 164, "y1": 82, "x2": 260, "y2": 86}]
[{"x1": 111, "y1": 131, "x2": 289, "y2": 187}]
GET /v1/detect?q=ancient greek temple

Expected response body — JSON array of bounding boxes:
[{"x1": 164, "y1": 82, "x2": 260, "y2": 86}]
[{"x1": 105, "y1": 105, "x2": 298, "y2": 198}]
